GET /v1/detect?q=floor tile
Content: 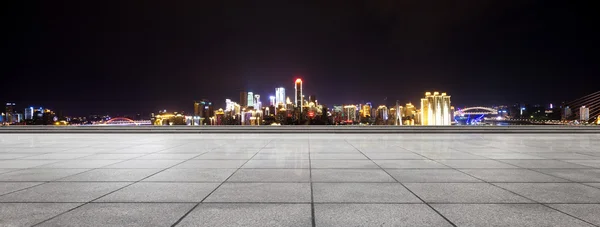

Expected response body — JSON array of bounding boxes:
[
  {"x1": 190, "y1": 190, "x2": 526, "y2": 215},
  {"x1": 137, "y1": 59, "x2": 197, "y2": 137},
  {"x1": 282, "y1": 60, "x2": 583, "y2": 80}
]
[
  {"x1": 311, "y1": 169, "x2": 396, "y2": 182},
  {"x1": 252, "y1": 152, "x2": 310, "y2": 160},
  {"x1": 0, "y1": 203, "x2": 82, "y2": 227},
  {"x1": 0, "y1": 182, "x2": 43, "y2": 195},
  {"x1": 174, "y1": 160, "x2": 248, "y2": 168},
  {"x1": 310, "y1": 153, "x2": 367, "y2": 160},
  {"x1": 78, "y1": 153, "x2": 146, "y2": 159},
  {"x1": 535, "y1": 169, "x2": 600, "y2": 182},
  {"x1": 500, "y1": 160, "x2": 589, "y2": 168},
  {"x1": 204, "y1": 183, "x2": 311, "y2": 202},
  {"x1": 0, "y1": 168, "x2": 90, "y2": 181},
  {"x1": 143, "y1": 168, "x2": 236, "y2": 182},
  {"x1": 435, "y1": 159, "x2": 519, "y2": 168},
  {"x1": 177, "y1": 203, "x2": 311, "y2": 227},
  {"x1": 387, "y1": 169, "x2": 482, "y2": 182},
  {"x1": 97, "y1": 182, "x2": 219, "y2": 202},
  {"x1": 0, "y1": 182, "x2": 128, "y2": 202},
  {"x1": 103, "y1": 160, "x2": 183, "y2": 169},
  {"x1": 562, "y1": 160, "x2": 600, "y2": 168},
  {"x1": 135, "y1": 153, "x2": 200, "y2": 160},
  {"x1": 315, "y1": 204, "x2": 452, "y2": 227},
  {"x1": 313, "y1": 183, "x2": 421, "y2": 203},
  {"x1": 415, "y1": 152, "x2": 486, "y2": 160},
  {"x1": 461, "y1": 169, "x2": 568, "y2": 182},
  {"x1": 37, "y1": 203, "x2": 194, "y2": 227},
  {"x1": 22, "y1": 153, "x2": 95, "y2": 160},
  {"x1": 228, "y1": 169, "x2": 310, "y2": 182},
  {"x1": 548, "y1": 204, "x2": 600, "y2": 226},
  {"x1": 311, "y1": 160, "x2": 379, "y2": 168},
  {"x1": 433, "y1": 204, "x2": 594, "y2": 227},
  {"x1": 373, "y1": 160, "x2": 449, "y2": 168},
  {"x1": 242, "y1": 159, "x2": 309, "y2": 168},
  {"x1": 0, "y1": 160, "x2": 61, "y2": 168},
  {"x1": 495, "y1": 183, "x2": 600, "y2": 203},
  {"x1": 36, "y1": 160, "x2": 123, "y2": 168},
  {"x1": 404, "y1": 183, "x2": 533, "y2": 203},
  {"x1": 59, "y1": 169, "x2": 162, "y2": 181},
  {"x1": 195, "y1": 152, "x2": 257, "y2": 159}
]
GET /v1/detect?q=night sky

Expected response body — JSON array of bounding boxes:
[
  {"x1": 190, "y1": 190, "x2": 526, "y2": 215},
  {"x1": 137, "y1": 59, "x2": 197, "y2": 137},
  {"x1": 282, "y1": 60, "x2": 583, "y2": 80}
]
[{"x1": 4, "y1": 0, "x2": 598, "y2": 116}]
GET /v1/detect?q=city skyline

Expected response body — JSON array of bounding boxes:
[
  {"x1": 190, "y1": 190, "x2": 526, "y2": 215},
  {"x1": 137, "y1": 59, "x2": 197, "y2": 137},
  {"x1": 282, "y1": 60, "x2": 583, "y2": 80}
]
[{"x1": 4, "y1": 1, "x2": 599, "y2": 116}]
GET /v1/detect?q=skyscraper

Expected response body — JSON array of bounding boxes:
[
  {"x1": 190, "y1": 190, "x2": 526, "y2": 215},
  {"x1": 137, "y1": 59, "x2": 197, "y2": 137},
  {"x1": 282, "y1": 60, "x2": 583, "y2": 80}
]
[
  {"x1": 580, "y1": 106, "x2": 590, "y2": 121},
  {"x1": 420, "y1": 92, "x2": 452, "y2": 125},
  {"x1": 275, "y1": 87, "x2": 285, "y2": 106},
  {"x1": 239, "y1": 92, "x2": 248, "y2": 107},
  {"x1": 25, "y1": 107, "x2": 34, "y2": 120},
  {"x1": 247, "y1": 92, "x2": 254, "y2": 107},
  {"x1": 5, "y1": 103, "x2": 15, "y2": 123},
  {"x1": 295, "y1": 79, "x2": 303, "y2": 111},
  {"x1": 254, "y1": 94, "x2": 261, "y2": 109},
  {"x1": 269, "y1": 96, "x2": 275, "y2": 106}
]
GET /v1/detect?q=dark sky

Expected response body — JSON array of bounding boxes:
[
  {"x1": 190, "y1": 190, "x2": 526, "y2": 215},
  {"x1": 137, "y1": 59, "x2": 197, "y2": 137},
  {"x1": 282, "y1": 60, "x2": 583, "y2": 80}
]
[{"x1": 3, "y1": 0, "x2": 598, "y2": 116}]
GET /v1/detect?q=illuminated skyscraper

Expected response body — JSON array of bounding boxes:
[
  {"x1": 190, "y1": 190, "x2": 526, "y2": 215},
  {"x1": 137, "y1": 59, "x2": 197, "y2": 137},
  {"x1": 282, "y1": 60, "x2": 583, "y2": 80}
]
[
  {"x1": 420, "y1": 92, "x2": 452, "y2": 125},
  {"x1": 580, "y1": 106, "x2": 590, "y2": 121},
  {"x1": 240, "y1": 92, "x2": 248, "y2": 107},
  {"x1": 25, "y1": 107, "x2": 34, "y2": 120},
  {"x1": 254, "y1": 94, "x2": 261, "y2": 109},
  {"x1": 269, "y1": 96, "x2": 275, "y2": 106},
  {"x1": 247, "y1": 92, "x2": 254, "y2": 107},
  {"x1": 5, "y1": 103, "x2": 15, "y2": 123},
  {"x1": 295, "y1": 79, "x2": 303, "y2": 111},
  {"x1": 275, "y1": 87, "x2": 285, "y2": 106},
  {"x1": 343, "y1": 105, "x2": 357, "y2": 123}
]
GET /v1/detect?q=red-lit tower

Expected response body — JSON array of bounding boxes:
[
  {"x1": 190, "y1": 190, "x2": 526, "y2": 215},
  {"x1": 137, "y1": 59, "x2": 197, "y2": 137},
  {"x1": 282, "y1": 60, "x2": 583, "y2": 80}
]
[{"x1": 295, "y1": 79, "x2": 303, "y2": 111}]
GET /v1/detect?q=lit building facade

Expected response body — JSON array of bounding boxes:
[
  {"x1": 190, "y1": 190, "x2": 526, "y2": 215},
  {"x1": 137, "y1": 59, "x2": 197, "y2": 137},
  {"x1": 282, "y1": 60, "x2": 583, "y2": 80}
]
[
  {"x1": 295, "y1": 79, "x2": 303, "y2": 111},
  {"x1": 25, "y1": 107, "x2": 34, "y2": 120},
  {"x1": 580, "y1": 106, "x2": 590, "y2": 121},
  {"x1": 247, "y1": 92, "x2": 254, "y2": 107},
  {"x1": 275, "y1": 87, "x2": 285, "y2": 106},
  {"x1": 343, "y1": 105, "x2": 357, "y2": 123},
  {"x1": 269, "y1": 96, "x2": 275, "y2": 106},
  {"x1": 240, "y1": 92, "x2": 248, "y2": 107},
  {"x1": 5, "y1": 103, "x2": 15, "y2": 123},
  {"x1": 254, "y1": 94, "x2": 261, "y2": 109},
  {"x1": 420, "y1": 92, "x2": 452, "y2": 126}
]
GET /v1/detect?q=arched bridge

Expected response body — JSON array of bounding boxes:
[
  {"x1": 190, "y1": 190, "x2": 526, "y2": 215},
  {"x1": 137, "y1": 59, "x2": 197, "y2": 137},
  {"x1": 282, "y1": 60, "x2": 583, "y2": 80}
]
[{"x1": 455, "y1": 107, "x2": 498, "y2": 116}]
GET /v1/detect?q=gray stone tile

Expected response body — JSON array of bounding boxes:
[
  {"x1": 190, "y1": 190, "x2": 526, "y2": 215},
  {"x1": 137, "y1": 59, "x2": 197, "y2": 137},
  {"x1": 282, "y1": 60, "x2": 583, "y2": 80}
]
[
  {"x1": 311, "y1": 160, "x2": 379, "y2": 168},
  {"x1": 311, "y1": 169, "x2": 396, "y2": 182},
  {"x1": 22, "y1": 153, "x2": 94, "y2": 159},
  {"x1": 36, "y1": 160, "x2": 123, "y2": 168},
  {"x1": 135, "y1": 153, "x2": 200, "y2": 160},
  {"x1": 0, "y1": 153, "x2": 39, "y2": 159},
  {"x1": 174, "y1": 160, "x2": 248, "y2": 168},
  {"x1": 374, "y1": 160, "x2": 449, "y2": 168},
  {"x1": 585, "y1": 183, "x2": 600, "y2": 189},
  {"x1": 535, "y1": 169, "x2": 600, "y2": 182},
  {"x1": 461, "y1": 169, "x2": 568, "y2": 182},
  {"x1": 432, "y1": 204, "x2": 594, "y2": 227},
  {"x1": 310, "y1": 153, "x2": 367, "y2": 159},
  {"x1": 97, "y1": 182, "x2": 219, "y2": 202},
  {"x1": 37, "y1": 203, "x2": 194, "y2": 227},
  {"x1": 404, "y1": 183, "x2": 533, "y2": 203},
  {"x1": 103, "y1": 159, "x2": 183, "y2": 168},
  {"x1": 0, "y1": 203, "x2": 82, "y2": 227},
  {"x1": 252, "y1": 152, "x2": 310, "y2": 160},
  {"x1": 548, "y1": 204, "x2": 600, "y2": 226},
  {"x1": 143, "y1": 168, "x2": 236, "y2": 182},
  {"x1": 435, "y1": 159, "x2": 519, "y2": 168},
  {"x1": 495, "y1": 183, "x2": 600, "y2": 203},
  {"x1": 500, "y1": 160, "x2": 589, "y2": 168},
  {"x1": 78, "y1": 153, "x2": 146, "y2": 159},
  {"x1": 0, "y1": 160, "x2": 60, "y2": 168},
  {"x1": 315, "y1": 204, "x2": 452, "y2": 227},
  {"x1": 526, "y1": 152, "x2": 599, "y2": 160},
  {"x1": 0, "y1": 169, "x2": 16, "y2": 174},
  {"x1": 228, "y1": 169, "x2": 310, "y2": 182},
  {"x1": 387, "y1": 169, "x2": 482, "y2": 182},
  {"x1": 313, "y1": 183, "x2": 421, "y2": 203},
  {"x1": 467, "y1": 152, "x2": 546, "y2": 159},
  {"x1": 59, "y1": 169, "x2": 162, "y2": 181},
  {"x1": 177, "y1": 203, "x2": 311, "y2": 227},
  {"x1": 0, "y1": 168, "x2": 90, "y2": 181},
  {"x1": 415, "y1": 151, "x2": 487, "y2": 160},
  {"x1": 204, "y1": 183, "x2": 311, "y2": 202},
  {"x1": 363, "y1": 152, "x2": 426, "y2": 159},
  {"x1": 242, "y1": 159, "x2": 309, "y2": 168},
  {"x1": 0, "y1": 182, "x2": 128, "y2": 202},
  {"x1": 0, "y1": 182, "x2": 43, "y2": 195},
  {"x1": 195, "y1": 152, "x2": 257, "y2": 159},
  {"x1": 563, "y1": 160, "x2": 600, "y2": 168}
]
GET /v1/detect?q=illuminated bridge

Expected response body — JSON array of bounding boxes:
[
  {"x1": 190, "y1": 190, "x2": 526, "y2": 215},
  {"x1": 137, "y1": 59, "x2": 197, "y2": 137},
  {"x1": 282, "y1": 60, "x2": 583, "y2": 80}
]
[
  {"x1": 454, "y1": 107, "x2": 498, "y2": 116},
  {"x1": 98, "y1": 117, "x2": 152, "y2": 125}
]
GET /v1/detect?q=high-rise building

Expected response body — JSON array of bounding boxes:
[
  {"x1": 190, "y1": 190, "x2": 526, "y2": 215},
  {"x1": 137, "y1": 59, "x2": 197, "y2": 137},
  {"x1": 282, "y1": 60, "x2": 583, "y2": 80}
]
[
  {"x1": 420, "y1": 92, "x2": 452, "y2": 125},
  {"x1": 5, "y1": 103, "x2": 15, "y2": 123},
  {"x1": 275, "y1": 87, "x2": 285, "y2": 106},
  {"x1": 269, "y1": 96, "x2": 275, "y2": 106},
  {"x1": 376, "y1": 105, "x2": 389, "y2": 125},
  {"x1": 254, "y1": 94, "x2": 261, "y2": 109},
  {"x1": 239, "y1": 92, "x2": 248, "y2": 107},
  {"x1": 25, "y1": 107, "x2": 34, "y2": 120},
  {"x1": 295, "y1": 79, "x2": 303, "y2": 111},
  {"x1": 580, "y1": 106, "x2": 590, "y2": 121},
  {"x1": 247, "y1": 92, "x2": 254, "y2": 107},
  {"x1": 309, "y1": 95, "x2": 316, "y2": 104},
  {"x1": 193, "y1": 100, "x2": 213, "y2": 125},
  {"x1": 343, "y1": 105, "x2": 357, "y2": 123}
]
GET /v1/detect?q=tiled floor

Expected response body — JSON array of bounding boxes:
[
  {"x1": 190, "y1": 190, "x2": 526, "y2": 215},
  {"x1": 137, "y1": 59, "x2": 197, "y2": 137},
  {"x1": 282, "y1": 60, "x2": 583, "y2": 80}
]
[{"x1": 0, "y1": 133, "x2": 599, "y2": 226}]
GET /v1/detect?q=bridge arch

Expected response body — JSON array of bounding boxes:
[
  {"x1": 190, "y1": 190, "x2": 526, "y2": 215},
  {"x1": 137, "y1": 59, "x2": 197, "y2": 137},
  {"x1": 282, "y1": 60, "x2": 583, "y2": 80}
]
[
  {"x1": 105, "y1": 117, "x2": 135, "y2": 124},
  {"x1": 455, "y1": 107, "x2": 498, "y2": 116}
]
